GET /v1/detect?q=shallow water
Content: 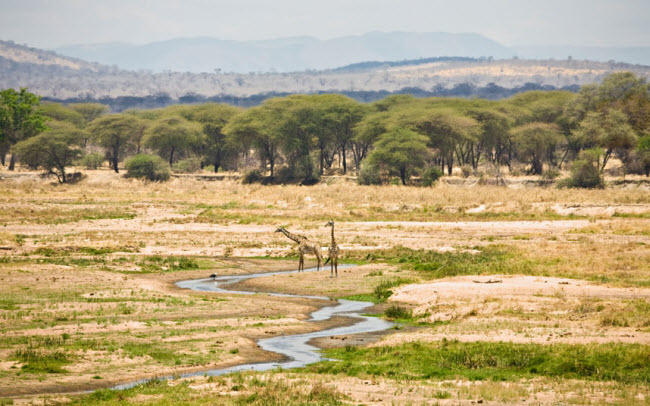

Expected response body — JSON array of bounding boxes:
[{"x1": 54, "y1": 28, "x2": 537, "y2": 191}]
[{"x1": 113, "y1": 265, "x2": 393, "y2": 390}]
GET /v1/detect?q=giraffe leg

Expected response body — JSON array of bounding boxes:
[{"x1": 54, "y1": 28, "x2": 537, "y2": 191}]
[
  {"x1": 299, "y1": 254, "x2": 303, "y2": 272},
  {"x1": 335, "y1": 258, "x2": 338, "y2": 277}
]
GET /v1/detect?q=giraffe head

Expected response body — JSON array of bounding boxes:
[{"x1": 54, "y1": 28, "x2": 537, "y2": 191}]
[
  {"x1": 325, "y1": 220, "x2": 334, "y2": 227},
  {"x1": 275, "y1": 227, "x2": 285, "y2": 233}
]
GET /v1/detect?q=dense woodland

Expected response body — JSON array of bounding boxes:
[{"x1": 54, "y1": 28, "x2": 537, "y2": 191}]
[{"x1": 1, "y1": 72, "x2": 649, "y2": 186}]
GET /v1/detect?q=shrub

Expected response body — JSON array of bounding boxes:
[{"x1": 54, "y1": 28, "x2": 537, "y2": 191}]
[
  {"x1": 172, "y1": 157, "x2": 202, "y2": 173},
  {"x1": 124, "y1": 154, "x2": 171, "y2": 182},
  {"x1": 384, "y1": 305, "x2": 413, "y2": 320},
  {"x1": 242, "y1": 169, "x2": 264, "y2": 184},
  {"x1": 460, "y1": 165, "x2": 472, "y2": 178},
  {"x1": 357, "y1": 163, "x2": 382, "y2": 185},
  {"x1": 561, "y1": 150, "x2": 603, "y2": 189},
  {"x1": 421, "y1": 167, "x2": 443, "y2": 186},
  {"x1": 79, "y1": 153, "x2": 104, "y2": 169}
]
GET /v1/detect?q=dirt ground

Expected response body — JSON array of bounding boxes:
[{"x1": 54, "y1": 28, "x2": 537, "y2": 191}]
[{"x1": 1, "y1": 171, "x2": 649, "y2": 404}]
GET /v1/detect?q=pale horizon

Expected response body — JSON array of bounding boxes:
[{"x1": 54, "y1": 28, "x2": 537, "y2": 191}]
[{"x1": 1, "y1": 0, "x2": 649, "y2": 49}]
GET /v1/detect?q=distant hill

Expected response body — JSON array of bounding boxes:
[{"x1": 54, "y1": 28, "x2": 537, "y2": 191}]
[
  {"x1": 54, "y1": 32, "x2": 514, "y2": 73},
  {"x1": 2, "y1": 39, "x2": 650, "y2": 111},
  {"x1": 53, "y1": 32, "x2": 650, "y2": 74}
]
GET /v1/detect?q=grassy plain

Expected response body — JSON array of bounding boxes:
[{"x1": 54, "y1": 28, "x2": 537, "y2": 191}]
[{"x1": 0, "y1": 169, "x2": 648, "y2": 405}]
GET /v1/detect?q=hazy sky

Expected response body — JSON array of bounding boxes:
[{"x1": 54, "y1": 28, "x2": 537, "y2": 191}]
[{"x1": 1, "y1": 0, "x2": 648, "y2": 48}]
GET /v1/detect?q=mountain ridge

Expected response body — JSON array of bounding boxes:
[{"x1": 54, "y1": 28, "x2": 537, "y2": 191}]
[
  {"x1": 53, "y1": 31, "x2": 513, "y2": 73},
  {"x1": 51, "y1": 32, "x2": 650, "y2": 73}
]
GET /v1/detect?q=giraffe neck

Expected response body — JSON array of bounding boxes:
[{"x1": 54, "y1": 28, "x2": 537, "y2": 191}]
[
  {"x1": 281, "y1": 228, "x2": 304, "y2": 244},
  {"x1": 330, "y1": 225, "x2": 336, "y2": 246}
]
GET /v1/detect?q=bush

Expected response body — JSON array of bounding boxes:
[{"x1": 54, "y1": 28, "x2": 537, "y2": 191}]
[
  {"x1": 421, "y1": 167, "x2": 443, "y2": 186},
  {"x1": 79, "y1": 153, "x2": 104, "y2": 169},
  {"x1": 460, "y1": 165, "x2": 472, "y2": 178},
  {"x1": 172, "y1": 157, "x2": 202, "y2": 173},
  {"x1": 357, "y1": 163, "x2": 382, "y2": 185},
  {"x1": 384, "y1": 305, "x2": 413, "y2": 320},
  {"x1": 560, "y1": 150, "x2": 603, "y2": 189},
  {"x1": 242, "y1": 169, "x2": 264, "y2": 184},
  {"x1": 124, "y1": 154, "x2": 171, "y2": 182}
]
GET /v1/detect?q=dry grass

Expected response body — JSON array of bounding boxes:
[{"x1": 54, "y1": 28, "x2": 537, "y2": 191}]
[{"x1": 0, "y1": 171, "x2": 648, "y2": 403}]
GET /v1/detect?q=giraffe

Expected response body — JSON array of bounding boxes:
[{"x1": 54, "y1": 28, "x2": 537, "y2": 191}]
[
  {"x1": 324, "y1": 220, "x2": 340, "y2": 278},
  {"x1": 275, "y1": 227, "x2": 323, "y2": 272}
]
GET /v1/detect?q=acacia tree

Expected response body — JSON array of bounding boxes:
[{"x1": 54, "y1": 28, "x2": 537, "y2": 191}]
[
  {"x1": 352, "y1": 111, "x2": 387, "y2": 172},
  {"x1": 0, "y1": 88, "x2": 47, "y2": 170},
  {"x1": 396, "y1": 106, "x2": 479, "y2": 175},
  {"x1": 573, "y1": 109, "x2": 637, "y2": 171},
  {"x1": 317, "y1": 94, "x2": 365, "y2": 174},
  {"x1": 89, "y1": 115, "x2": 141, "y2": 173},
  {"x1": 184, "y1": 104, "x2": 241, "y2": 172},
  {"x1": 274, "y1": 96, "x2": 320, "y2": 180},
  {"x1": 511, "y1": 122, "x2": 564, "y2": 174},
  {"x1": 69, "y1": 103, "x2": 109, "y2": 146},
  {"x1": 41, "y1": 103, "x2": 85, "y2": 128},
  {"x1": 69, "y1": 103, "x2": 108, "y2": 127},
  {"x1": 367, "y1": 128, "x2": 431, "y2": 185},
  {"x1": 144, "y1": 116, "x2": 202, "y2": 165},
  {"x1": 12, "y1": 122, "x2": 84, "y2": 183},
  {"x1": 465, "y1": 106, "x2": 511, "y2": 169},
  {"x1": 223, "y1": 105, "x2": 282, "y2": 177}
]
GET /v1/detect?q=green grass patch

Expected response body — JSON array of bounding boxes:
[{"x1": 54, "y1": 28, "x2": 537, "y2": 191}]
[
  {"x1": 13, "y1": 348, "x2": 72, "y2": 374},
  {"x1": 346, "y1": 245, "x2": 530, "y2": 280},
  {"x1": 341, "y1": 293, "x2": 375, "y2": 303},
  {"x1": 308, "y1": 341, "x2": 650, "y2": 384},
  {"x1": 343, "y1": 278, "x2": 413, "y2": 304}
]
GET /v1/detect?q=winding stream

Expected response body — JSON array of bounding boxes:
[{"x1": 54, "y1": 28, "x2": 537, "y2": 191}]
[{"x1": 113, "y1": 265, "x2": 393, "y2": 390}]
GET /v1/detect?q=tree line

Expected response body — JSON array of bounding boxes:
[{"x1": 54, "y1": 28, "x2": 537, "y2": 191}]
[{"x1": 1, "y1": 72, "x2": 649, "y2": 185}]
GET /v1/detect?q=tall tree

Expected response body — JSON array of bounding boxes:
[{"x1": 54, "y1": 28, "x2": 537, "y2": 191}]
[
  {"x1": 144, "y1": 116, "x2": 202, "y2": 165},
  {"x1": 89, "y1": 115, "x2": 141, "y2": 173},
  {"x1": 319, "y1": 95, "x2": 364, "y2": 174},
  {"x1": 12, "y1": 122, "x2": 84, "y2": 183},
  {"x1": 0, "y1": 88, "x2": 47, "y2": 170},
  {"x1": 511, "y1": 122, "x2": 564, "y2": 174},
  {"x1": 41, "y1": 103, "x2": 85, "y2": 128},
  {"x1": 184, "y1": 104, "x2": 241, "y2": 173},
  {"x1": 573, "y1": 109, "x2": 637, "y2": 171},
  {"x1": 69, "y1": 103, "x2": 109, "y2": 127},
  {"x1": 223, "y1": 105, "x2": 282, "y2": 177},
  {"x1": 367, "y1": 128, "x2": 431, "y2": 185},
  {"x1": 352, "y1": 111, "x2": 388, "y2": 172},
  {"x1": 395, "y1": 106, "x2": 479, "y2": 175}
]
